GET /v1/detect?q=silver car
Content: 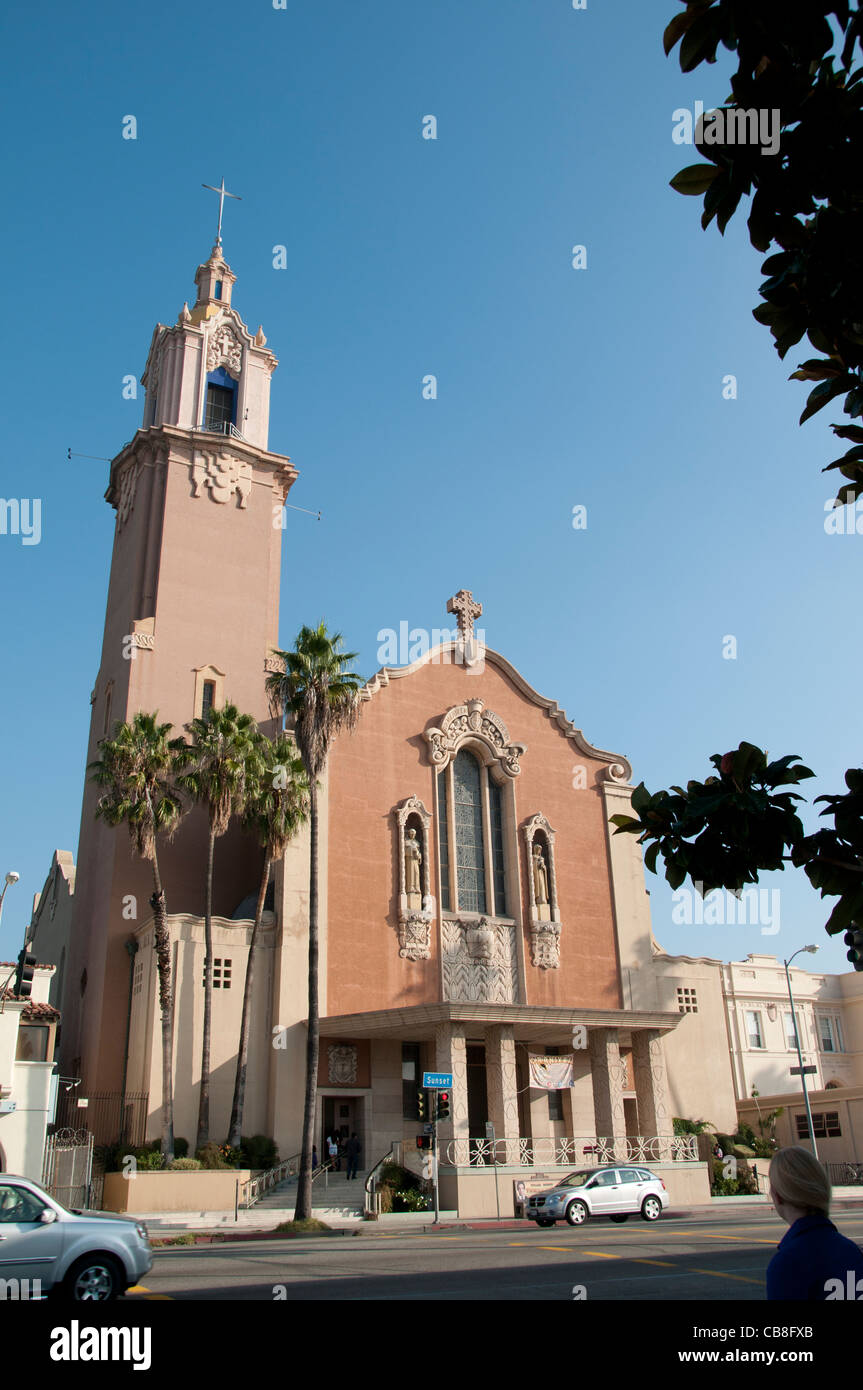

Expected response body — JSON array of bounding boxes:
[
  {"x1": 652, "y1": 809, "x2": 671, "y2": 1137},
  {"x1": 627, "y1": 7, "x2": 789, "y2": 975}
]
[
  {"x1": 0, "y1": 1174, "x2": 152, "y2": 1300},
  {"x1": 526, "y1": 1164, "x2": 669, "y2": 1227}
]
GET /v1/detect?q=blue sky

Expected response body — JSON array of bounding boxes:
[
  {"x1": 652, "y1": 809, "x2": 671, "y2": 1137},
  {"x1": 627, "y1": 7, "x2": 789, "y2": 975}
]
[{"x1": 0, "y1": 0, "x2": 855, "y2": 976}]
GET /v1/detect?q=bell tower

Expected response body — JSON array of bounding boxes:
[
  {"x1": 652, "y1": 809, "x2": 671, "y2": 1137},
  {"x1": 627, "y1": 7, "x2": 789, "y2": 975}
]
[{"x1": 62, "y1": 230, "x2": 297, "y2": 1094}]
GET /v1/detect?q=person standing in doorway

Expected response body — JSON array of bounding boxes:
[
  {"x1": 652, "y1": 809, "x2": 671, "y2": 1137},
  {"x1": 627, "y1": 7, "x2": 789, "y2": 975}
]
[
  {"x1": 345, "y1": 1132, "x2": 361, "y2": 1180},
  {"x1": 327, "y1": 1132, "x2": 340, "y2": 1171}
]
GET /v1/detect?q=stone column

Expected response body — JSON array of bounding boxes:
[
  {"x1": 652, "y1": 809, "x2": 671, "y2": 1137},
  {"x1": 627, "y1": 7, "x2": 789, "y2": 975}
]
[
  {"x1": 435, "y1": 1022, "x2": 469, "y2": 1165},
  {"x1": 589, "y1": 1027, "x2": 628, "y2": 1162},
  {"x1": 486, "y1": 1025, "x2": 520, "y2": 1164},
  {"x1": 632, "y1": 1028, "x2": 672, "y2": 1160}
]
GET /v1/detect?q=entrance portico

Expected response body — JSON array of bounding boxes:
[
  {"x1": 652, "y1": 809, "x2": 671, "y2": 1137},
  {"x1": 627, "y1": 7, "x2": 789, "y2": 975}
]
[{"x1": 317, "y1": 1002, "x2": 685, "y2": 1213}]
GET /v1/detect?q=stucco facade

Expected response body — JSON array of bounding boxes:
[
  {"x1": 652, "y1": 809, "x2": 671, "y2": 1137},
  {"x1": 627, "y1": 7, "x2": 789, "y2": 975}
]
[
  {"x1": 0, "y1": 966, "x2": 59, "y2": 1179},
  {"x1": 37, "y1": 237, "x2": 863, "y2": 1215}
]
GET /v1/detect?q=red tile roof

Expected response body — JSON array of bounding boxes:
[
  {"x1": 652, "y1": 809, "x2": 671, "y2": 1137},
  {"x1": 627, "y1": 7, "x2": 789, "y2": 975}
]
[
  {"x1": 0, "y1": 988, "x2": 60, "y2": 1020},
  {"x1": 21, "y1": 1001, "x2": 60, "y2": 1022}
]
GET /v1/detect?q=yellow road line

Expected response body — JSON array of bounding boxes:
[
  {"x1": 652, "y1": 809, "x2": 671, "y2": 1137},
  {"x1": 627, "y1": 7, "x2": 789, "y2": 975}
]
[
  {"x1": 534, "y1": 1246, "x2": 572, "y2": 1252},
  {"x1": 632, "y1": 1259, "x2": 675, "y2": 1268},
  {"x1": 663, "y1": 1231, "x2": 778, "y2": 1246},
  {"x1": 690, "y1": 1267, "x2": 762, "y2": 1285},
  {"x1": 579, "y1": 1250, "x2": 621, "y2": 1259}
]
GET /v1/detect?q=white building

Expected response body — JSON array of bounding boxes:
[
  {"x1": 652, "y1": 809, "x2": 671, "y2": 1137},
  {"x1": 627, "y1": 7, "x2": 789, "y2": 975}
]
[{"x1": 0, "y1": 965, "x2": 59, "y2": 1178}]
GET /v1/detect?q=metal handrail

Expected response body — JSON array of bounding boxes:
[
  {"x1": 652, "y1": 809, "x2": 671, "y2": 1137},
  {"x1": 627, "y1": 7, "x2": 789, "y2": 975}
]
[
  {"x1": 199, "y1": 421, "x2": 249, "y2": 442},
  {"x1": 364, "y1": 1145, "x2": 396, "y2": 1216},
  {"x1": 443, "y1": 1134, "x2": 700, "y2": 1168},
  {"x1": 239, "y1": 1152, "x2": 300, "y2": 1208}
]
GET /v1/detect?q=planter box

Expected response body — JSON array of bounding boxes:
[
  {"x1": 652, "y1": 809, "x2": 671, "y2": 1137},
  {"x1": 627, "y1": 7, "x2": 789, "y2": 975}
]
[{"x1": 102, "y1": 1169, "x2": 252, "y2": 1214}]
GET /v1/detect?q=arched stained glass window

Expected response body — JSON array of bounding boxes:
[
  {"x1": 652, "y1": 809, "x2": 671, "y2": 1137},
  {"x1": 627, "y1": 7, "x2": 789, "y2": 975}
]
[{"x1": 454, "y1": 750, "x2": 487, "y2": 913}]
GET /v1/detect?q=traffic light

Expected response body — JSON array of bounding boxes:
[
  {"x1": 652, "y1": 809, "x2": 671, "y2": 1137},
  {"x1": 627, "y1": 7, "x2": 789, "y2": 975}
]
[
  {"x1": 417, "y1": 1089, "x2": 426, "y2": 1120},
  {"x1": 416, "y1": 1135, "x2": 432, "y2": 1150},
  {"x1": 14, "y1": 950, "x2": 36, "y2": 999},
  {"x1": 844, "y1": 926, "x2": 863, "y2": 971},
  {"x1": 436, "y1": 1090, "x2": 450, "y2": 1121}
]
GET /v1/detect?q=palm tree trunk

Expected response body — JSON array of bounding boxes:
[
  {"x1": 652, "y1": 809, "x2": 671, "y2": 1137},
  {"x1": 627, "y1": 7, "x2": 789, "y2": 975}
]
[
  {"x1": 149, "y1": 852, "x2": 175, "y2": 1165},
  {"x1": 294, "y1": 781, "x2": 319, "y2": 1221},
  {"x1": 228, "y1": 849, "x2": 271, "y2": 1149},
  {"x1": 196, "y1": 827, "x2": 216, "y2": 1152}
]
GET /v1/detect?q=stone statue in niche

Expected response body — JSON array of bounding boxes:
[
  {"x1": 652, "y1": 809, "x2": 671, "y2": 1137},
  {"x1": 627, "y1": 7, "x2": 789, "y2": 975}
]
[
  {"x1": 532, "y1": 843, "x2": 549, "y2": 908},
  {"x1": 405, "y1": 826, "x2": 422, "y2": 909}
]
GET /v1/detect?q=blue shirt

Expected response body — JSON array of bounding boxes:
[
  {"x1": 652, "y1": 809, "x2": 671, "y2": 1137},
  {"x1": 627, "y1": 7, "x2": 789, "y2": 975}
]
[{"x1": 766, "y1": 1213, "x2": 863, "y2": 1300}]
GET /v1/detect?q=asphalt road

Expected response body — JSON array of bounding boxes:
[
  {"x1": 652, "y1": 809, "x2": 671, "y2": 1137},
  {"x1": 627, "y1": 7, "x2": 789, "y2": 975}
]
[{"x1": 126, "y1": 1209, "x2": 863, "y2": 1301}]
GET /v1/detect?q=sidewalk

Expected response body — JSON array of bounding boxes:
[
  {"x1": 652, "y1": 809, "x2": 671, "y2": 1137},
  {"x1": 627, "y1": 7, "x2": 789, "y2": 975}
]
[{"x1": 136, "y1": 1187, "x2": 863, "y2": 1241}]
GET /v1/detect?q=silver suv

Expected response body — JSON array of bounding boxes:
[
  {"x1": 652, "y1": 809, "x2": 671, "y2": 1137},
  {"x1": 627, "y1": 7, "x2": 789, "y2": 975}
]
[
  {"x1": 526, "y1": 1164, "x2": 669, "y2": 1227},
  {"x1": 0, "y1": 1174, "x2": 152, "y2": 1300}
]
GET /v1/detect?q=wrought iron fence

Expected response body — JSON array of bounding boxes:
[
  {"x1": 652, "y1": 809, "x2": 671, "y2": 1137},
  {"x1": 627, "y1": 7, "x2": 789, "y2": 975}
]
[
  {"x1": 42, "y1": 1128, "x2": 94, "y2": 1209},
  {"x1": 53, "y1": 1090, "x2": 149, "y2": 1147},
  {"x1": 827, "y1": 1161, "x2": 863, "y2": 1186},
  {"x1": 443, "y1": 1134, "x2": 699, "y2": 1167}
]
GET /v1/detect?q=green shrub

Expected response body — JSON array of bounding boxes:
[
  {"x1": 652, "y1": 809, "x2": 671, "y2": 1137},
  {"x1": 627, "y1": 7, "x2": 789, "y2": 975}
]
[
  {"x1": 393, "y1": 1188, "x2": 430, "y2": 1213},
  {"x1": 240, "y1": 1135, "x2": 279, "y2": 1170},
  {"x1": 169, "y1": 1157, "x2": 202, "y2": 1170},
  {"x1": 195, "y1": 1141, "x2": 231, "y2": 1170},
  {"x1": 134, "y1": 1147, "x2": 166, "y2": 1171},
  {"x1": 711, "y1": 1156, "x2": 760, "y2": 1196},
  {"x1": 753, "y1": 1137, "x2": 776, "y2": 1159},
  {"x1": 377, "y1": 1162, "x2": 420, "y2": 1191}
]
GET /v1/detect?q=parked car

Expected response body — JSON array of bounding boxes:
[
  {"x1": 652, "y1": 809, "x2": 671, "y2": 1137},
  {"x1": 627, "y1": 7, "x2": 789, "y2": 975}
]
[
  {"x1": 0, "y1": 1174, "x2": 152, "y2": 1300},
  {"x1": 525, "y1": 1164, "x2": 669, "y2": 1227}
]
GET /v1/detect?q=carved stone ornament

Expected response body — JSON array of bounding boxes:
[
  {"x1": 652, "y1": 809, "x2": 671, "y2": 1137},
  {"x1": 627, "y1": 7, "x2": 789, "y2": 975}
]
[
  {"x1": 604, "y1": 762, "x2": 630, "y2": 783},
  {"x1": 424, "y1": 698, "x2": 526, "y2": 778},
  {"x1": 464, "y1": 917, "x2": 495, "y2": 961},
  {"x1": 529, "y1": 920, "x2": 562, "y2": 970},
  {"x1": 393, "y1": 796, "x2": 433, "y2": 959},
  {"x1": 191, "y1": 451, "x2": 252, "y2": 507},
  {"x1": 442, "y1": 917, "x2": 518, "y2": 1003},
  {"x1": 206, "y1": 322, "x2": 243, "y2": 377},
  {"x1": 327, "y1": 1043, "x2": 358, "y2": 1085},
  {"x1": 398, "y1": 911, "x2": 432, "y2": 961},
  {"x1": 115, "y1": 462, "x2": 140, "y2": 529}
]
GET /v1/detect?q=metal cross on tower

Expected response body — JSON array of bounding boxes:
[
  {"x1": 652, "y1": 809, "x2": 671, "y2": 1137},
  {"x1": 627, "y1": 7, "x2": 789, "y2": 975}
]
[
  {"x1": 202, "y1": 177, "x2": 242, "y2": 248},
  {"x1": 447, "y1": 589, "x2": 483, "y2": 641}
]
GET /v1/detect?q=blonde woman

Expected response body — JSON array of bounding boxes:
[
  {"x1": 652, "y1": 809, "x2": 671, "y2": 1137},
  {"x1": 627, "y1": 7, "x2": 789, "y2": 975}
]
[{"x1": 767, "y1": 1146, "x2": 863, "y2": 1299}]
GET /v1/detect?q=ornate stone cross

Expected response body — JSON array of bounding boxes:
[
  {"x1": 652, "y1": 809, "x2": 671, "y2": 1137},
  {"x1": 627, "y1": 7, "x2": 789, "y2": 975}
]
[{"x1": 447, "y1": 588, "x2": 482, "y2": 641}]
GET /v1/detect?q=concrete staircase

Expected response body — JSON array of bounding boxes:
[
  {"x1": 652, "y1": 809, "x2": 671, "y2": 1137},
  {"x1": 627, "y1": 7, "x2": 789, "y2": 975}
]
[{"x1": 255, "y1": 1168, "x2": 370, "y2": 1221}]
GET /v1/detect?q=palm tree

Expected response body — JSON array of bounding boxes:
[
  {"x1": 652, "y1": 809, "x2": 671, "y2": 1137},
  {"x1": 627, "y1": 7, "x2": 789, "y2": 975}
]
[
  {"x1": 178, "y1": 703, "x2": 261, "y2": 1152},
  {"x1": 227, "y1": 736, "x2": 310, "y2": 1149},
  {"x1": 266, "y1": 622, "x2": 362, "y2": 1221},
  {"x1": 89, "y1": 713, "x2": 187, "y2": 1163}
]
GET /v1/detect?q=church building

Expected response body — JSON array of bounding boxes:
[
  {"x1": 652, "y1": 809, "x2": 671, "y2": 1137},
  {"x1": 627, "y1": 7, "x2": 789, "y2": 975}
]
[{"x1": 51, "y1": 225, "x2": 743, "y2": 1215}]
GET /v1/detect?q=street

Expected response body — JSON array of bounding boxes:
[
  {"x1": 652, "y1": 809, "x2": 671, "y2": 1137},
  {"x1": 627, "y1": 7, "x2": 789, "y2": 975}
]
[{"x1": 125, "y1": 1209, "x2": 863, "y2": 1301}]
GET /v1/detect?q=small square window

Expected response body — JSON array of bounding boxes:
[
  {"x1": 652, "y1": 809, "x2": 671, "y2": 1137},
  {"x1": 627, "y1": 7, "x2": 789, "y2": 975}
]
[{"x1": 677, "y1": 987, "x2": 698, "y2": 1014}]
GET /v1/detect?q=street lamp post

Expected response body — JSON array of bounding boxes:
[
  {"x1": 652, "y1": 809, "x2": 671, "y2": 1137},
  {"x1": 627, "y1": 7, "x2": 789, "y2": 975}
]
[
  {"x1": 0, "y1": 870, "x2": 20, "y2": 932},
  {"x1": 784, "y1": 945, "x2": 819, "y2": 1158}
]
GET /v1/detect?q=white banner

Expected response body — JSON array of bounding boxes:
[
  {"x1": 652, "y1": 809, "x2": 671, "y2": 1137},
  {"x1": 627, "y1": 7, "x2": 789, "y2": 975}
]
[{"x1": 529, "y1": 1055, "x2": 574, "y2": 1090}]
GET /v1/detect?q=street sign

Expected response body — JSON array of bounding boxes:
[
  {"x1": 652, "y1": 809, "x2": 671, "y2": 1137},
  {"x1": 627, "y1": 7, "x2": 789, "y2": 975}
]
[
  {"x1": 790, "y1": 1065, "x2": 817, "y2": 1075},
  {"x1": 423, "y1": 1071, "x2": 453, "y2": 1089}
]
